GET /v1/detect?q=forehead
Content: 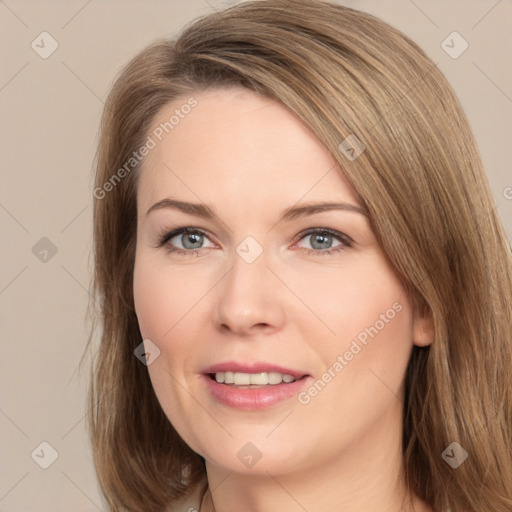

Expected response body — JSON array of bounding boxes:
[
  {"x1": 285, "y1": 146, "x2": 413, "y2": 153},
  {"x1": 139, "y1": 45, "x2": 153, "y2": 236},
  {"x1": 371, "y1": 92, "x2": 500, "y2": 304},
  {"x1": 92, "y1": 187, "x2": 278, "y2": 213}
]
[{"x1": 137, "y1": 87, "x2": 360, "y2": 211}]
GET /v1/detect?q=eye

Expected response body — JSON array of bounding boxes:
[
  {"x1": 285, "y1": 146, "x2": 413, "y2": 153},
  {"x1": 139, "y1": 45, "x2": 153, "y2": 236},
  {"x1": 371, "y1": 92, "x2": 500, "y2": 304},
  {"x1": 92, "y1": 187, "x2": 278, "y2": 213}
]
[
  {"x1": 157, "y1": 227, "x2": 215, "y2": 255},
  {"x1": 294, "y1": 228, "x2": 352, "y2": 256}
]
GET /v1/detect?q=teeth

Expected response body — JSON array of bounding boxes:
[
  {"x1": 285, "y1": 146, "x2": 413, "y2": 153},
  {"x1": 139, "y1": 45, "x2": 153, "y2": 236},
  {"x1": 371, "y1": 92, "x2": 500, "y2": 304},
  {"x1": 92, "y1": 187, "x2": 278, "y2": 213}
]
[{"x1": 214, "y1": 371, "x2": 298, "y2": 386}]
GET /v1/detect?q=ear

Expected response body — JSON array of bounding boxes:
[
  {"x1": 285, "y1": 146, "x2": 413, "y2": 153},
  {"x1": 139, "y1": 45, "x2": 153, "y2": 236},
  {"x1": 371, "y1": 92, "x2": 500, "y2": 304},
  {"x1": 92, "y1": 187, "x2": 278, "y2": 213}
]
[{"x1": 412, "y1": 307, "x2": 434, "y2": 347}]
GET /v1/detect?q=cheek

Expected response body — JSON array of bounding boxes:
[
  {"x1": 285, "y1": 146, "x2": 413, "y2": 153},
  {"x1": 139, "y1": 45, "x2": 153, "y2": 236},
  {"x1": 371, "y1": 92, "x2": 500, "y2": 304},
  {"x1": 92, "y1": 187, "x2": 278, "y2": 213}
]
[
  {"x1": 133, "y1": 255, "x2": 203, "y2": 340},
  {"x1": 133, "y1": 262, "x2": 172, "y2": 340},
  {"x1": 133, "y1": 257, "x2": 204, "y2": 446},
  {"x1": 292, "y1": 274, "x2": 413, "y2": 455},
  {"x1": 132, "y1": 254, "x2": 214, "y2": 387},
  {"x1": 300, "y1": 256, "x2": 415, "y2": 393},
  {"x1": 290, "y1": 254, "x2": 412, "y2": 350}
]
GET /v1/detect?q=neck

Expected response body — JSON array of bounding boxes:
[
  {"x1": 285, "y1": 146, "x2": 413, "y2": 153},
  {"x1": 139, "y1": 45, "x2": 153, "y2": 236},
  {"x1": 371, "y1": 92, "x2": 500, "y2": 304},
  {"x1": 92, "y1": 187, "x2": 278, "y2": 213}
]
[{"x1": 201, "y1": 401, "x2": 432, "y2": 512}]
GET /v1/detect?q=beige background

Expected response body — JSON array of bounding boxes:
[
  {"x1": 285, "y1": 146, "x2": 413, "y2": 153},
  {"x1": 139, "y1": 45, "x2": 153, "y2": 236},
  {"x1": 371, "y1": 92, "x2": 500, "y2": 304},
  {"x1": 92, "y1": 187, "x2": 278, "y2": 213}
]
[{"x1": 0, "y1": 0, "x2": 510, "y2": 510}]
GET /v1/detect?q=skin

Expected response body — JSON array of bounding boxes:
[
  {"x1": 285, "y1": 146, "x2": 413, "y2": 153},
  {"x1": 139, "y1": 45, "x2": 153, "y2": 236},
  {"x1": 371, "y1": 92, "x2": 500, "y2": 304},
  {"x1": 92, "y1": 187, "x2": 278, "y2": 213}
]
[{"x1": 133, "y1": 87, "x2": 434, "y2": 512}]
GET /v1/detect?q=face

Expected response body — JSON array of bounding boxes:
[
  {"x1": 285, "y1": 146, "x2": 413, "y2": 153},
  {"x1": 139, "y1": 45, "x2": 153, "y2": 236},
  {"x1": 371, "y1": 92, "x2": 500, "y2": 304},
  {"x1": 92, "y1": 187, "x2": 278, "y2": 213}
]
[{"x1": 133, "y1": 87, "x2": 432, "y2": 477}]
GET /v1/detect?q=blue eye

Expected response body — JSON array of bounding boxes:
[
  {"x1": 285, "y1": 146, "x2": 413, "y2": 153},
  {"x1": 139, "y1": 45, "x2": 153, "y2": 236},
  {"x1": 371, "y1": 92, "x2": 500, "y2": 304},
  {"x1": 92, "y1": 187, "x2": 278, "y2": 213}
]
[
  {"x1": 295, "y1": 228, "x2": 352, "y2": 256},
  {"x1": 158, "y1": 227, "x2": 214, "y2": 255}
]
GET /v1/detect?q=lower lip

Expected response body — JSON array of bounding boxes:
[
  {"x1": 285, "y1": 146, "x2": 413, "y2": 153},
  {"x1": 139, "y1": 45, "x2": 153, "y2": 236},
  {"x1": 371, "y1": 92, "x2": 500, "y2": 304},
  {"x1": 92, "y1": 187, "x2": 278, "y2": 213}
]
[{"x1": 202, "y1": 374, "x2": 311, "y2": 410}]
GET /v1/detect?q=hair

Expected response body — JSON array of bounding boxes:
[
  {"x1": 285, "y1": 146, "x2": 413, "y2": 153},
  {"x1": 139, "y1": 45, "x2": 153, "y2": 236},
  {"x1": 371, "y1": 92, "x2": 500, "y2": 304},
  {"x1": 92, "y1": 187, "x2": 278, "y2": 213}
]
[{"x1": 86, "y1": 1, "x2": 512, "y2": 511}]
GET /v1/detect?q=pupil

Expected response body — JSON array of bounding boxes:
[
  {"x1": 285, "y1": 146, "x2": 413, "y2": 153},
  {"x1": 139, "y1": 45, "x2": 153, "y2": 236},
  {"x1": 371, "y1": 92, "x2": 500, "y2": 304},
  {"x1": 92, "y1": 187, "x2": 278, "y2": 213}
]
[{"x1": 311, "y1": 233, "x2": 331, "y2": 249}]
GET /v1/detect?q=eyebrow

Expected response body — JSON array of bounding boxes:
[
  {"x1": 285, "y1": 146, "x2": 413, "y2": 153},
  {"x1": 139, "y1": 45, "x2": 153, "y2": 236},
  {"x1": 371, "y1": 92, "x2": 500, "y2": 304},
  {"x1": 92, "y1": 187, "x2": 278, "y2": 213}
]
[{"x1": 146, "y1": 198, "x2": 369, "y2": 221}]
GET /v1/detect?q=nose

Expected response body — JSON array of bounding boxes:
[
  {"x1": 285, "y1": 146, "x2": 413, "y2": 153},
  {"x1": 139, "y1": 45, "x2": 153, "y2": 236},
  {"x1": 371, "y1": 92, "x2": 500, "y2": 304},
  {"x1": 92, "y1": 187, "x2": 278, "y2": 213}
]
[{"x1": 212, "y1": 246, "x2": 287, "y2": 337}]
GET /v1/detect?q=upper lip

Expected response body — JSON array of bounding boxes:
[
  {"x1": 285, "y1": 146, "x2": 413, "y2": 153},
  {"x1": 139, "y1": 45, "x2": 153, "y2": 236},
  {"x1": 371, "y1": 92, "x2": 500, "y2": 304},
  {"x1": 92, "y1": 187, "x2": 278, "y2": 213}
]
[{"x1": 202, "y1": 361, "x2": 309, "y2": 378}]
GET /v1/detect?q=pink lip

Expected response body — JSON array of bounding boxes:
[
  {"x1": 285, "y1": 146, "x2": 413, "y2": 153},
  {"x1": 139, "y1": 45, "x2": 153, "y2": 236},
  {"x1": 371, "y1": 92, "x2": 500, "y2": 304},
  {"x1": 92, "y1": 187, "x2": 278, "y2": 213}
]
[{"x1": 201, "y1": 361, "x2": 311, "y2": 410}]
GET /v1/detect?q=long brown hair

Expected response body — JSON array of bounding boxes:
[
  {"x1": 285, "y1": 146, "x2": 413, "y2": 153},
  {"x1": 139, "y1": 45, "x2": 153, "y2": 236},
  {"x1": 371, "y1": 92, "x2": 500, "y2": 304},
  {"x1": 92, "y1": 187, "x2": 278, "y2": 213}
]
[{"x1": 86, "y1": 1, "x2": 512, "y2": 510}]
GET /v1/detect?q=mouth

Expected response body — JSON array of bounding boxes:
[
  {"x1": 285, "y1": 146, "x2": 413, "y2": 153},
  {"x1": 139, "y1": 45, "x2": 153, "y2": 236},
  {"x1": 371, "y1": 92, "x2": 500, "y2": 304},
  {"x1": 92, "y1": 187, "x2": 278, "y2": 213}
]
[{"x1": 201, "y1": 362, "x2": 311, "y2": 409}]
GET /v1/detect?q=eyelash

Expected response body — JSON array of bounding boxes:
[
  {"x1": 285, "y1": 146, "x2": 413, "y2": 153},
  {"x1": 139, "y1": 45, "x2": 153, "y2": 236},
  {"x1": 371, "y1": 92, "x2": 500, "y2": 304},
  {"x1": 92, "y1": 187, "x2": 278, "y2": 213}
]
[{"x1": 156, "y1": 227, "x2": 353, "y2": 257}]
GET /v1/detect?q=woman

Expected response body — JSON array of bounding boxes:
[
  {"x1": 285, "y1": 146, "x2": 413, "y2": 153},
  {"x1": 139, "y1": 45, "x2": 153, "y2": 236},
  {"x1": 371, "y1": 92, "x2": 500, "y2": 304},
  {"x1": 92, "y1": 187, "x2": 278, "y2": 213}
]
[{"x1": 87, "y1": 1, "x2": 512, "y2": 511}]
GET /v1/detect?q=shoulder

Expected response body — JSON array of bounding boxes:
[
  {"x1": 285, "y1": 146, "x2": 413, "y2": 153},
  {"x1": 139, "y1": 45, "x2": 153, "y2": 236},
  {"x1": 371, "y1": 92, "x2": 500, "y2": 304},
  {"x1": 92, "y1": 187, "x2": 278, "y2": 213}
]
[{"x1": 164, "y1": 483, "x2": 203, "y2": 512}]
